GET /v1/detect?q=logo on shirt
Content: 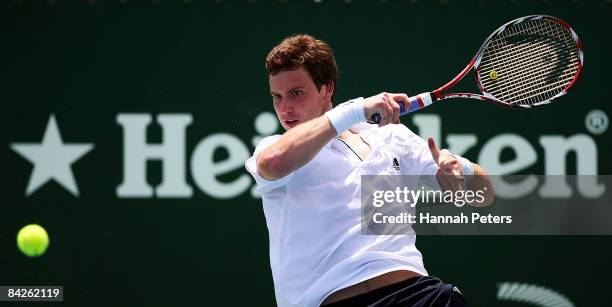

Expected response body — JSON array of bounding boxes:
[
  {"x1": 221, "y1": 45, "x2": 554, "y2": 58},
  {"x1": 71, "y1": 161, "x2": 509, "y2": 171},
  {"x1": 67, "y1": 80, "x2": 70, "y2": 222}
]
[{"x1": 392, "y1": 157, "x2": 400, "y2": 170}]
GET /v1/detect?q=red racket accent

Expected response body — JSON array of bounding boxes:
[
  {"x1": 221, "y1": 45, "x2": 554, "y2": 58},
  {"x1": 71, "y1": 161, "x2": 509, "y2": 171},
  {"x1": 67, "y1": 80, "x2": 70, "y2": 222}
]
[{"x1": 432, "y1": 60, "x2": 476, "y2": 100}]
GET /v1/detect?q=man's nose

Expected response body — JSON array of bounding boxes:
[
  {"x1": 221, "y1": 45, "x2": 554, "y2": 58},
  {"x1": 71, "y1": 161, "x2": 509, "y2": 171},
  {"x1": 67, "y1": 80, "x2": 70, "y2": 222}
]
[{"x1": 279, "y1": 102, "x2": 293, "y2": 114}]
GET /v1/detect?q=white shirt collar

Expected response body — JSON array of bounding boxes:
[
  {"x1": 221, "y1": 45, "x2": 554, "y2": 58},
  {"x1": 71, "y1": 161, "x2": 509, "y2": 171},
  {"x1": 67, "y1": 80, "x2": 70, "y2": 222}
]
[{"x1": 325, "y1": 122, "x2": 376, "y2": 149}]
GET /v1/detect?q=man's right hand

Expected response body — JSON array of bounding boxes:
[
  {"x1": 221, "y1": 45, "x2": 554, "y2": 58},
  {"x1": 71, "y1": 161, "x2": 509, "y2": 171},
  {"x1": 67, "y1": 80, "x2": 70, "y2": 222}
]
[{"x1": 363, "y1": 92, "x2": 409, "y2": 126}]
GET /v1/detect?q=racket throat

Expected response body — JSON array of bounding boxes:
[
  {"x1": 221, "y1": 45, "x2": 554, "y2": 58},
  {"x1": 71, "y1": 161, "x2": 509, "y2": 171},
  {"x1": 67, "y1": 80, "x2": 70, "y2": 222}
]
[{"x1": 434, "y1": 60, "x2": 476, "y2": 95}]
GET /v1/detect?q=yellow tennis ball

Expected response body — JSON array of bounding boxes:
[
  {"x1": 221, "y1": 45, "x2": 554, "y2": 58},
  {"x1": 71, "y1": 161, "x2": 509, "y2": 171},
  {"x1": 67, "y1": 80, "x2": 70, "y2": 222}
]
[
  {"x1": 489, "y1": 70, "x2": 498, "y2": 80},
  {"x1": 17, "y1": 224, "x2": 49, "y2": 257}
]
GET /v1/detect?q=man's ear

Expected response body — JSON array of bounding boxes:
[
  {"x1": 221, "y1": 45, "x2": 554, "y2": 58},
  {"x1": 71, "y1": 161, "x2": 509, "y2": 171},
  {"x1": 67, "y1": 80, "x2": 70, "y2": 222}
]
[{"x1": 322, "y1": 81, "x2": 334, "y2": 102}]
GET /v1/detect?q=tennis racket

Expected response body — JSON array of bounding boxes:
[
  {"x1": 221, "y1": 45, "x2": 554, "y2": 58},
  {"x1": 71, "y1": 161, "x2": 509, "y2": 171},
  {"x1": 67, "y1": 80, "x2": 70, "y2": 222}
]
[{"x1": 371, "y1": 15, "x2": 583, "y2": 124}]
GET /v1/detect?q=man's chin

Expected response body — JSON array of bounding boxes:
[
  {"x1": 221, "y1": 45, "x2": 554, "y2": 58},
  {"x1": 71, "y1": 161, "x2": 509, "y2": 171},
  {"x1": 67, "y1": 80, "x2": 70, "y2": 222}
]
[{"x1": 284, "y1": 120, "x2": 300, "y2": 129}]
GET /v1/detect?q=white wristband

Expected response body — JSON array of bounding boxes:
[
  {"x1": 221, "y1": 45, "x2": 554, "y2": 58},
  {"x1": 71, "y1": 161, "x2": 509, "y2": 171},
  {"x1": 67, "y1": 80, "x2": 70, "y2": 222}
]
[
  {"x1": 325, "y1": 97, "x2": 366, "y2": 135},
  {"x1": 454, "y1": 155, "x2": 474, "y2": 186}
]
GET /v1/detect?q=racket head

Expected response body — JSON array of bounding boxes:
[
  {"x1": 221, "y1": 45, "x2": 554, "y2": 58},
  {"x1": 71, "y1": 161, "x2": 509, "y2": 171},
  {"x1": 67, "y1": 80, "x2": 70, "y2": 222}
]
[{"x1": 472, "y1": 15, "x2": 583, "y2": 108}]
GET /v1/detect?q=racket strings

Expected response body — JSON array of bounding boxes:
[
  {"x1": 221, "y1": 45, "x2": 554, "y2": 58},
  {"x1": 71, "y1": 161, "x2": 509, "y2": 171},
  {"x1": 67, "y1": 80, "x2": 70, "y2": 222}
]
[
  {"x1": 482, "y1": 55, "x2": 579, "y2": 99},
  {"x1": 481, "y1": 44, "x2": 576, "y2": 88},
  {"x1": 482, "y1": 20, "x2": 578, "y2": 104},
  {"x1": 483, "y1": 20, "x2": 575, "y2": 103},
  {"x1": 489, "y1": 19, "x2": 576, "y2": 101},
  {"x1": 480, "y1": 35, "x2": 574, "y2": 74},
  {"x1": 477, "y1": 18, "x2": 580, "y2": 106}
]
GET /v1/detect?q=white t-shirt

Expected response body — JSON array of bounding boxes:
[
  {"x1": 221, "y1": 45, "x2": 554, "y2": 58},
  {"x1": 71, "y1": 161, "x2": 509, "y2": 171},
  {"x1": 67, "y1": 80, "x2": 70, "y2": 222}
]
[{"x1": 245, "y1": 122, "x2": 440, "y2": 307}]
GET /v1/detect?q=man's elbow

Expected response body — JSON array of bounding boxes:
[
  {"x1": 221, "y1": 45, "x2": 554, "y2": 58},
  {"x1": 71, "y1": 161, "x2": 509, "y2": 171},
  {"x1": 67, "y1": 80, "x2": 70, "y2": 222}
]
[{"x1": 257, "y1": 151, "x2": 292, "y2": 181}]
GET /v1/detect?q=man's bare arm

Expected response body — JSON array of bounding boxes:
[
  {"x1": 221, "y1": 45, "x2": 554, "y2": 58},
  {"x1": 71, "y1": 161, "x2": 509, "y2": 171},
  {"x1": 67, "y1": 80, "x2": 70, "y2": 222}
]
[
  {"x1": 428, "y1": 138, "x2": 495, "y2": 207},
  {"x1": 257, "y1": 115, "x2": 337, "y2": 180},
  {"x1": 257, "y1": 93, "x2": 407, "y2": 180}
]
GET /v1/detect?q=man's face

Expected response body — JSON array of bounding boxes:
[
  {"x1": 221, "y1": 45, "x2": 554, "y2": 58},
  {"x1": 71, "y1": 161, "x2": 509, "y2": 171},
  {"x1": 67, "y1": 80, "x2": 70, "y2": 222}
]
[{"x1": 269, "y1": 67, "x2": 333, "y2": 130}]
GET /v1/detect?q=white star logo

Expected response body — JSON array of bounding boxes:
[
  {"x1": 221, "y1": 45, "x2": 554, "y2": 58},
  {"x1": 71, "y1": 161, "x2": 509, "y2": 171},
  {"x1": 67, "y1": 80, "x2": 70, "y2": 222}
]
[{"x1": 11, "y1": 114, "x2": 94, "y2": 197}]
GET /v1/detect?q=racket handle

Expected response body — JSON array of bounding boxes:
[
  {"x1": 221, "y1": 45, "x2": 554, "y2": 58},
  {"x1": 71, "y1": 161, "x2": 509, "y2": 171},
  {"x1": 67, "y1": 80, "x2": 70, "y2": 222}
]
[{"x1": 370, "y1": 92, "x2": 434, "y2": 124}]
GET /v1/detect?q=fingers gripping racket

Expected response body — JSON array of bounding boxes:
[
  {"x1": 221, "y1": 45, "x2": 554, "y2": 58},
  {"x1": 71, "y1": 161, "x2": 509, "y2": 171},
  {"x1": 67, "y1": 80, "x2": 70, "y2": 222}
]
[{"x1": 371, "y1": 15, "x2": 584, "y2": 124}]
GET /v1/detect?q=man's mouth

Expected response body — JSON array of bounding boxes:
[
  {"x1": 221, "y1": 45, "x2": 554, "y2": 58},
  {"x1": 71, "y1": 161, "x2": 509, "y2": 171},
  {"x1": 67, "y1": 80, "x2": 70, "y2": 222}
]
[{"x1": 284, "y1": 119, "x2": 299, "y2": 126}]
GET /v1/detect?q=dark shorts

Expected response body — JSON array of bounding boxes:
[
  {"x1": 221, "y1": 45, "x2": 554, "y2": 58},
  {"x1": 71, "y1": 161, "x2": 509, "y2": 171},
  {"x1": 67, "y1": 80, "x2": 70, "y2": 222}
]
[{"x1": 322, "y1": 275, "x2": 470, "y2": 307}]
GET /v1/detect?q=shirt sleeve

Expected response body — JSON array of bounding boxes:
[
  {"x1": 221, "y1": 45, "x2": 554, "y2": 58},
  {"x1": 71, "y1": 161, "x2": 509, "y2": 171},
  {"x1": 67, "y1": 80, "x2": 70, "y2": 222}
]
[
  {"x1": 395, "y1": 125, "x2": 440, "y2": 177},
  {"x1": 244, "y1": 135, "x2": 295, "y2": 194}
]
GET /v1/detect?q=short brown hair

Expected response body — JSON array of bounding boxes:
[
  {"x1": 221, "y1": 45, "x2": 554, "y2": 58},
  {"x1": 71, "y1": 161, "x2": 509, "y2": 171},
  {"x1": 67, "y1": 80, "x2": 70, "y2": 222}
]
[{"x1": 266, "y1": 34, "x2": 338, "y2": 100}]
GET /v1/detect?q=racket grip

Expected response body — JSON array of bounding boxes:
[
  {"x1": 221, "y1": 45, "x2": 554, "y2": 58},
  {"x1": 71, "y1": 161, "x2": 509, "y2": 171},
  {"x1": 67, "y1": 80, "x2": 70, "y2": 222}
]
[{"x1": 370, "y1": 92, "x2": 434, "y2": 124}]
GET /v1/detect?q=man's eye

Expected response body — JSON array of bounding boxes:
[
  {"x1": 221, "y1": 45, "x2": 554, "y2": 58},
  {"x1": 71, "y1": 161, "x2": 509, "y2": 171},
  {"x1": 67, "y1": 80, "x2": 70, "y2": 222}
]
[{"x1": 292, "y1": 90, "x2": 303, "y2": 97}]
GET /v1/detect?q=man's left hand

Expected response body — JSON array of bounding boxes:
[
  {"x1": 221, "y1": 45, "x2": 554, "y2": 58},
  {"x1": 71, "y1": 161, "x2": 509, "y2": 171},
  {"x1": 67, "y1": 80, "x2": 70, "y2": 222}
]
[{"x1": 427, "y1": 138, "x2": 465, "y2": 191}]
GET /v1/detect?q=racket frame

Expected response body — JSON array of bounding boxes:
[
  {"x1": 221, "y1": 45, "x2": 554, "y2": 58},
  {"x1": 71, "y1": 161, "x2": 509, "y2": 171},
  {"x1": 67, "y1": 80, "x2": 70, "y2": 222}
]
[{"x1": 395, "y1": 15, "x2": 584, "y2": 120}]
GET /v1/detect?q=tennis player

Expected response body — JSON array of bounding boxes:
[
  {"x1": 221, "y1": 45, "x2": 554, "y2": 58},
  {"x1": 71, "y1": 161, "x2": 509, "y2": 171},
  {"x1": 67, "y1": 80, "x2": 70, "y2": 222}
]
[{"x1": 245, "y1": 34, "x2": 494, "y2": 307}]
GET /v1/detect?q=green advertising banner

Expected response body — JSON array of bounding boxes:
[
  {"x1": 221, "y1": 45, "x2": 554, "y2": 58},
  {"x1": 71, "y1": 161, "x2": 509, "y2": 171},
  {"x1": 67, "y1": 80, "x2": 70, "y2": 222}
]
[{"x1": 1, "y1": 1, "x2": 611, "y2": 306}]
